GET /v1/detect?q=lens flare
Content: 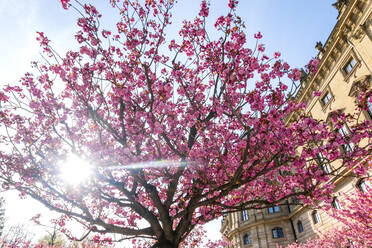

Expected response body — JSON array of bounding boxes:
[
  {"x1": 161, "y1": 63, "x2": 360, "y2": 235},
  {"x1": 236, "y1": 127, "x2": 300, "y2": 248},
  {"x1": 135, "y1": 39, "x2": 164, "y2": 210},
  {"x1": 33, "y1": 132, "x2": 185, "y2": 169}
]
[
  {"x1": 60, "y1": 154, "x2": 92, "y2": 185},
  {"x1": 105, "y1": 160, "x2": 194, "y2": 171}
]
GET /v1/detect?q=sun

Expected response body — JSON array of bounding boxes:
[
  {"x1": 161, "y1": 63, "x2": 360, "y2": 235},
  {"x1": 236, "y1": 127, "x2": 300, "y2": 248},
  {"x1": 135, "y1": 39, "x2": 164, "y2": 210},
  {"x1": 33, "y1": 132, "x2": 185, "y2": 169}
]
[{"x1": 59, "y1": 154, "x2": 93, "y2": 185}]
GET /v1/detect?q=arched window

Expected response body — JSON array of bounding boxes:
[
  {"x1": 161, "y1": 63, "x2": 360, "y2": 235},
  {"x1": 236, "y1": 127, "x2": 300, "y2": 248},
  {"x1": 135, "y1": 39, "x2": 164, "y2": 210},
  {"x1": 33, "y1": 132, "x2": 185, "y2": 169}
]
[
  {"x1": 243, "y1": 233, "x2": 251, "y2": 245},
  {"x1": 332, "y1": 198, "x2": 342, "y2": 210},
  {"x1": 357, "y1": 179, "x2": 370, "y2": 193},
  {"x1": 272, "y1": 227, "x2": 284, "y2": 239},
  {"x1": 268, "y1": 206, "x2": 279, "y2": 214},
  {"x1": 297, "y1": 221, "x2": 304, "y2": 233},
  {"x1": 312, "y1": 210, "x2": 321, "y2": 224},
  {"x1": 241, "y1": 210, "x2": 248, "y2": 221}
]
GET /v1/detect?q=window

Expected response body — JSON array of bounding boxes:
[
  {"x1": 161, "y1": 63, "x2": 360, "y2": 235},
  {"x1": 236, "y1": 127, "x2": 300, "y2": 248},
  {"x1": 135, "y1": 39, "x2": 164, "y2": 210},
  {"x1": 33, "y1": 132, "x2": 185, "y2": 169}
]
[
  {"x1": 332, "y1": 198, "x2": 342, "y2": 210},
  {"x1": 367, "y1": 95, "x2": 372, "y2": 119},
  {"x1": 272, "y1": 227, "x2": 284, "y2": 239},
  {"x1": 338, "y1": 124, "x2": 354, "y2": 153},
  {"x1": 312, "y1": 210, "x2": 321, "y2": 224},
  {"x1": 241, "y1": 210, "x2": 248, "y2": 221},
  {"x1": 316, "y1": 153, "x2": 331, "y2": 174},
  {"x1": 339, "y1": 126, "x2": 354, "y2": 152},
  {"x1": 243, "y1": 234, "x2": 251, "y2": 245},
  {"x1": 343, "y1": 58, "x2": 356, "y2": 74},
  {"x1": 297, "y1": 221, "x2": 304, "y2": 233},
  {"x1": 321, "y1": 92, "x2": 332, "y2": 106},
  {"x1": 268, "y1": 206, "x2": 279, "y2": 214},
  {"x1": 338, "y1": 123, "x2": 350, "y2": 136},
  {"x1": 357, "y1": 179, "x2": 370, "y2": 193}
]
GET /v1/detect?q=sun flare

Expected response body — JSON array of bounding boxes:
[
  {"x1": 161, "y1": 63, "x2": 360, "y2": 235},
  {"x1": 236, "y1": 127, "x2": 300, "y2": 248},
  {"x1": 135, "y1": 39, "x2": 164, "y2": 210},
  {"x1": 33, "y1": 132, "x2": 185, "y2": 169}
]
[{"x1": 60, "y1": 154, "x2": 93, "y2": 185}]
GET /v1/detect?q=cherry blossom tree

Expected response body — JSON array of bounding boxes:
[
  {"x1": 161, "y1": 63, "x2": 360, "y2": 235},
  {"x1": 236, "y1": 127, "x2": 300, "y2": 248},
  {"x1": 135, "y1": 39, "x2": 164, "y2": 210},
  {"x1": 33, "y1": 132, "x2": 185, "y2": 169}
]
[{"x1": 0, "y1": 0, "x2": 371, "y2": 247}]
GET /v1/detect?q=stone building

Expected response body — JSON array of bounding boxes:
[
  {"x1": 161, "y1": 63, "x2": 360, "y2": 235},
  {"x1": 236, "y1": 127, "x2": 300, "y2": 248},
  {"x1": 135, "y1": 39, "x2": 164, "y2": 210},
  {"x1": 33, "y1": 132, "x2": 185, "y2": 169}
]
[{"x1": 220, "y1": 0, "x2": 372, "y2": 247}]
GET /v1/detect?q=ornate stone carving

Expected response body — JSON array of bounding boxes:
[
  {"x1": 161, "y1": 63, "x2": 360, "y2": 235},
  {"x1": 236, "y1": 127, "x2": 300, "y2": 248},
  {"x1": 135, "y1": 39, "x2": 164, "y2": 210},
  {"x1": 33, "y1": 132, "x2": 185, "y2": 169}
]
[
  {"x1": 361, "y1": 19, "x2": 372, "y2": 40},
  {"x1": 341, "y1": 25, "x2": 352, "y2": 36},
  {"x1": 315, "y1": 41, "x2": 324, "y2": 52},
  {"x1": 332, "y1": 0, "x2": 349, "y2": 13},
  {"x1": 348, "y1": 75, "x2": 371, "y2": 97},
  {"x1": 352, "y1": 27, "x2": 365, "y2": 40}
]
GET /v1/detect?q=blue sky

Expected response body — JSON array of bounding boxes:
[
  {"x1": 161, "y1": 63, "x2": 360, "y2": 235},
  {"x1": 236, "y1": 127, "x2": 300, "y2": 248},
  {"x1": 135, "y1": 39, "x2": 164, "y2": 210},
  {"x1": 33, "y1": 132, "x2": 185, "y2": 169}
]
[
  {"x1": 0, "y1": 0, "x2": 338, "y2": 244},
  {"x1": 0, "y1": 0, "x2": 338, "y2": 84}
]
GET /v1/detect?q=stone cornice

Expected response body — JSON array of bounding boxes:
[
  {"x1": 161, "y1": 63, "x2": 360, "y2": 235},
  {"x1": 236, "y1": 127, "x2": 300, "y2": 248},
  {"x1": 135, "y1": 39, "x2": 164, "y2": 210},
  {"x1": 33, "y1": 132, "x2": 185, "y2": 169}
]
[{"x1": 287, "y1": 0, "x2": 370, "y2": 122}]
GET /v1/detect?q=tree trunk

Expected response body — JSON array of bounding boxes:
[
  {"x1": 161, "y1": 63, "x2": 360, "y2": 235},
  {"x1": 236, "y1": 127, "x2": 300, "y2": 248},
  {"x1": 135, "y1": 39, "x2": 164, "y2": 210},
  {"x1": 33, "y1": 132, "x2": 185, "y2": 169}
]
[
  {"x1": 152, "y1": 236, "x2": 179, "y2": 248},
  {"x1": 154, "y1": 243, "x2": 178, "y2": 248}
]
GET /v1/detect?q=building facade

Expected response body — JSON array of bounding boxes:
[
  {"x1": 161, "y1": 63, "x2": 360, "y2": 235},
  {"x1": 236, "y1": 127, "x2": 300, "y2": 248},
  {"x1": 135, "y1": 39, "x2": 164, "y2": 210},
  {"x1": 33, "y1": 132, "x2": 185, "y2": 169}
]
[{"x1": 220, "y1": 0, "x2": 372, "y2": 247}]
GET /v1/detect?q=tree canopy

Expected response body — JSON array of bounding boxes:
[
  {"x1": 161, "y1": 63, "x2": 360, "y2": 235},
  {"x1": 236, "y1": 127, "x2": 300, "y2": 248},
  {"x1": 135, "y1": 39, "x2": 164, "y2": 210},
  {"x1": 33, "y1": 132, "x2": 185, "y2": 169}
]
[{"x1": 0, "y1": 0, "x2": 370, "y2": 247}]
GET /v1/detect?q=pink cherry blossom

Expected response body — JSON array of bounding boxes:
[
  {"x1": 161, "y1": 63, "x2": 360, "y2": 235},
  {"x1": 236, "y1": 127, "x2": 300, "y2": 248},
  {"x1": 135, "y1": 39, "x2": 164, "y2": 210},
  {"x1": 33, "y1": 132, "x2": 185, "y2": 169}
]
[
  {"x1": 254, "y1": 31, "x2": 263, "y2": 39},
  {"x1": 60, "y1": 0, "x2": 70, "y2": 9}
]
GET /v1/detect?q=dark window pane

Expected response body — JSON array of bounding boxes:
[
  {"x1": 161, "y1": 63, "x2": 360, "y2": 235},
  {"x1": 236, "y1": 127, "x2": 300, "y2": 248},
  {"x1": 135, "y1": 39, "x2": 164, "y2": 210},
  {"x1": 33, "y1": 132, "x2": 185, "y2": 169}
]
[
  {"x1": 344, "y1": 58, "x2": 356, "y2": 74},
  {"x1": 312, "y1": 211, "x2": 320, "y2": 224},
  {"x1": 297, "y1": 221, "x2": 304, "y2": 233},
  {"x1": 321, "y1": 92, "x2": 331, "y2": 105},
  {"x1": 367, "y1": 96, "x2": 372, "y2": 118},
  {"x1": 332, "y1": 198, "x2": 342, "y2": 210},
  {"x1": 358, "y1": 179, "x2": 370, "y2": 193},
  {"x1": 272, "y1": 227, "x2": 284, "y2": 239},
  {"x1": 243, "y1": 234, "x2": 251, "y2": 244},
  {"x1": 317, "y1": 153, "x2": 331, "y2": 174},
  {"x1": 338, "y1": 125, "x2": 354, "y2": 153},
  {"x1": 268, "y1": 206, "x2": 279, "y2": 214},
  {"x1": 241, "y1": 210, "x2": 248, "y2": 221}
]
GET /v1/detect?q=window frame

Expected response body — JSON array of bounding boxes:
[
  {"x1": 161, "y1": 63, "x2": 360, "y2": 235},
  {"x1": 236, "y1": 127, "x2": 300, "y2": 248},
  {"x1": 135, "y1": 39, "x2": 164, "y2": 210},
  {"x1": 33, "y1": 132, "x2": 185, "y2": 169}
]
[
  {"x1": 343, "y1": 57, "x2": 357, "y2": 75},
  {"x1": 241, "y1": 210, "x2": 248, "y2": 221},
  {"x1": 340, "y1": 53, "x2": 359, "y2": 81},
  {"x1": 268, "y1": 206, "x2": 280, "y2": 214},
  {"x1": 272, "y1": 227, "x2": 284, "y2": 239},
  {"x1": 319, "y1": 88, "x2": 334, "y2": 111},
  {"x1": 357, "y1": 178, "x2": 370, "y2": 193},
  {"x1": 332, "y1": 197, "x2": 342, "y2": 210},
  {"x1": 367, "y1": 95, "x2": 372, "y2": 119},
  {"x1": 297, "y1": 220, "x2": 304, "y2": 233},
  {"x1": 243, "y1": 233, "x2": 251, "y2": 245},
  {"x1": 337, "y1": 124, "x2": 354, "y2": 153},
  {"x1": 316, "y1": 152, "x2": 331, "y2": 174},
  {"x1": 312, "y1": 210, "x2": 321, "y2": 224},
  {"x1": 321, "y1": 91, "x2": 332, "y2": 106}
]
